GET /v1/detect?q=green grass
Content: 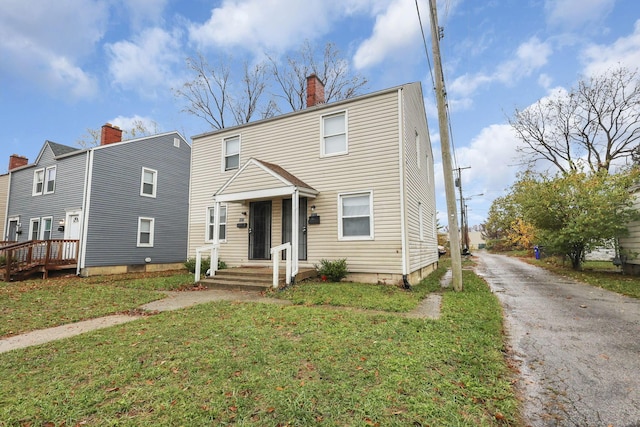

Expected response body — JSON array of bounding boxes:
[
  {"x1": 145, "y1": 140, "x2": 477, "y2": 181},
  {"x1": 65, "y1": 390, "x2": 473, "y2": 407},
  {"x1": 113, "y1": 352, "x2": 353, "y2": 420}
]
[
  {"x1": 0, "y1": 272, "x2": 194, "y2": 337},
  {"x1": 0, "y1": 267, "x2": 520, "y2": 426},
  {"x1": 273, "y1": 261, "x2": 448, "y2": 312},
  {"x1": 526, "y1": 256, "x2": 640, "y2": 299}
]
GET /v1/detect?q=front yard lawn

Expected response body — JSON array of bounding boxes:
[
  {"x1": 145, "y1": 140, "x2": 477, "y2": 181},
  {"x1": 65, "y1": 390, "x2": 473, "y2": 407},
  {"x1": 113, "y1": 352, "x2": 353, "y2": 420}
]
[{"x1": 0, "y1": 267, "x2": 521, "y2": 426}]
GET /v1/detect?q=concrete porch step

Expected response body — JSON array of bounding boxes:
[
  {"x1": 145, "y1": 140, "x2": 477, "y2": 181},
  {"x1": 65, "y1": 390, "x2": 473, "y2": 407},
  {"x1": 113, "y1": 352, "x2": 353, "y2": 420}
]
[{"x1": 199, "y1": 267, "x2": 317, "y2": 291}]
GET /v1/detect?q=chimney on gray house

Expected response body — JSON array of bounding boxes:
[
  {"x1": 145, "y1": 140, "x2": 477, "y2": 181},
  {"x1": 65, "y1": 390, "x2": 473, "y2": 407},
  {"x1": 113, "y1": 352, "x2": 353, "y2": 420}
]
[
  {"x1": 306, "y1": 74, "x2": 325, "y2": 108},
  {"x1": 100, "y1": 122, "x2": 123, "y2": 145},
  {"x1": 9, "y1": 154, "x2": 28, "y2": 171}
]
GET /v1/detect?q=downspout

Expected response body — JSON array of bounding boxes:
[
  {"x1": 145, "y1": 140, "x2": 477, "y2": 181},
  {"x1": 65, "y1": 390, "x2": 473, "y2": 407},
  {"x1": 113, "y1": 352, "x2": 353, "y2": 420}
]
[
  {"x1": 397, "y1": 88, "x2": 411, "y2": 289},
  {"x1": 291, "y1": 188, "x2": 299, "y2": 283},
  {"x1": 78, "y1": 150, "x2": 93, "y2": 275}
]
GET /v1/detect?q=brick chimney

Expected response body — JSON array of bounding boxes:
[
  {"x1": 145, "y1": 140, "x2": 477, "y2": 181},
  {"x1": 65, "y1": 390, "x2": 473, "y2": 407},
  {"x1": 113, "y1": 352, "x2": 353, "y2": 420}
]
[
  {"x1": 9, "y1": 154, "x2": 28, "y2": 171},
  {"x1": 306, "y1": 74, "x2": 325, "y2": 108},
  {"x1": 100, "y1": 123, "x2": 123, "y2": 145}
]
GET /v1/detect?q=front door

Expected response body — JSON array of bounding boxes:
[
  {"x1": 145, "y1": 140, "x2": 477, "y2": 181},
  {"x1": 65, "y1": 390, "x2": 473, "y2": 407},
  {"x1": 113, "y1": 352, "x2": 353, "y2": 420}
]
[
  {"x1": 63, "y1": 212, "x2": 82, "y2": 259},
  {"x1": 249, "y1": 201, "x2": 272, "y2": 260},
  {"x1": 282, "y1": 197, "x2": 307, "y2": 260},
  {"x1": 7, "y1": 218, "x2": 19, "y2": 241}
]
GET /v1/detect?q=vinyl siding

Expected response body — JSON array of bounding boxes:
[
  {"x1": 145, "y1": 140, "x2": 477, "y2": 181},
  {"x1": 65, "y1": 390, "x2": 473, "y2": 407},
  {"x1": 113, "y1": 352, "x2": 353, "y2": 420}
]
[
  {"x1": 5, "y1": 144, "x2": 87, "y2": 243},
  {"x1": 83, "y1": 133, "x2": 191, "y2": 267},
  {"x1": 220, "y1": 162, "x2": 290, "y2": 195},
  {"x1": 189, "y1": 85, "x2": 431, "y2": 276},
  {"x1": 401, "y1": 83, "x2": 439, "y2": 273},
  {"x1": 0, "y1": 174, "x2": 8, "y2": 238}
]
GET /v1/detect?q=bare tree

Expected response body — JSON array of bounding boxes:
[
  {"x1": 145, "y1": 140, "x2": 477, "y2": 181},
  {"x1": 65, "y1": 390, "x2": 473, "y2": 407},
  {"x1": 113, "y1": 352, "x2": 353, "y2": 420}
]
[
  {"x1": 269, "y1": 41, "x2": 368, "y2": 111},
  {"x1": 76, "y1": 119, "x2": 159, "y2": 148},
  {"x1": 230, "y1": 61, "x2": 277, "y2": 125},
  {"x1": 510, "y1": 66, "x2": 640, "y2": 174}
]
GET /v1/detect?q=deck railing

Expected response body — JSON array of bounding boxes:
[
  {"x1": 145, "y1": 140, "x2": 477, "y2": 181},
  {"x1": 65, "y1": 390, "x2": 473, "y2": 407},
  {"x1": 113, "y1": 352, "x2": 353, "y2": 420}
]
[{"x1": 0, "y1": 239, "x2": 79, "y2": 280}]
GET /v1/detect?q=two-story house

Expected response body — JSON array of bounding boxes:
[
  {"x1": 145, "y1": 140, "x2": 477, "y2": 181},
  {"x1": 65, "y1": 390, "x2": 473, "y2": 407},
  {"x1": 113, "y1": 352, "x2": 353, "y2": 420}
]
[
  {"x1": 188, "y1": 77, "x2": 439, "y2": 286},
  {"x1": 3, "y1": 124, "x2": 191, "y2": 277}
]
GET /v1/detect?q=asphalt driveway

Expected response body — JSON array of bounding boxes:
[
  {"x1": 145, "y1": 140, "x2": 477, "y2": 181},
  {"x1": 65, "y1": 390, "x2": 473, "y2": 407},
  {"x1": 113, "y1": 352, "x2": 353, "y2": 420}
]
[{"x1": 474, "y1": 251, "x2": 640, "y2": 427}]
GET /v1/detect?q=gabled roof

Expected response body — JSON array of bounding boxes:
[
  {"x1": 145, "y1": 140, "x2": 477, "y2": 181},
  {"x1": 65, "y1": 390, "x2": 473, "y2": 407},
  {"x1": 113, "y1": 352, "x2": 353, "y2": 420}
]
[
  {"x1": 215, "y1": 158, "x2": 318, "y2": 202},
  {"x1": 47, "y1": 141, "x2": 79, "y2": 157}
]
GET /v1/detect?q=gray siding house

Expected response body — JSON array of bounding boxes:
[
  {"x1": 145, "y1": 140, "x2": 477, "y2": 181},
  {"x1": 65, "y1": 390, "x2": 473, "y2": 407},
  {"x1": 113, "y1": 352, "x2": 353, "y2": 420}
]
[
  {"x1": 4, "y1": 125, "x2": 191, "y2": 276},
  {"x1": 188, "y1": 77, "x2": 439, "y2": 286}
]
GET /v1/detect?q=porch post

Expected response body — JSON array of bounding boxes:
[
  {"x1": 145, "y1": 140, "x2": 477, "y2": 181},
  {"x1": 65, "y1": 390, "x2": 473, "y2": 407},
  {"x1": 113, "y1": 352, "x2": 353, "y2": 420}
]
[
  {"x1": 212, "y1": 200, "x2": 220, "y2": 275},
  {"x1": 292, "y1": 188, "x2": 299, "y2": 280}
]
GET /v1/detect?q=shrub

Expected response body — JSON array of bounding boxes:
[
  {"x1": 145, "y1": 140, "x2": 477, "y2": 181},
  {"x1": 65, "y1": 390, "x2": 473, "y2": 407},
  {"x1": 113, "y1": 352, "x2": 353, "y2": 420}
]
[
  {"x1": 184, "y1": 257, "x2": 226, "y2": 274},
  {"x1": 315, "y1": 258, "x2": 348, "y2": 282}
]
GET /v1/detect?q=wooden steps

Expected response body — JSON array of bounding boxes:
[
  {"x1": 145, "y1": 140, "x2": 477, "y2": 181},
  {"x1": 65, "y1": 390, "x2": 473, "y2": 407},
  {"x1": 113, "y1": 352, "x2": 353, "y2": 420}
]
[{"x1": 199, "y1": 267, "x2": 317, "y2": 291}]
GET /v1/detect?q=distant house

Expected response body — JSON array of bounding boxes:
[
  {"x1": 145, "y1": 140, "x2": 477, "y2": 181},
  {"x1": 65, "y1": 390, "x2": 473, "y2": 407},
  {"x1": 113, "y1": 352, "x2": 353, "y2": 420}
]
[
  {"x1": 3, "y1": 124, "x2": 191, "y2": 277},
  {"x1": 619, "y1": 185, "x2": 640, "y2": 274},
  {"x1": 188, "y1": 76, "x2": 439, "y2": 286},
  {"x1": 0, "y1": 169, "x2": 10, "y2": 243}
]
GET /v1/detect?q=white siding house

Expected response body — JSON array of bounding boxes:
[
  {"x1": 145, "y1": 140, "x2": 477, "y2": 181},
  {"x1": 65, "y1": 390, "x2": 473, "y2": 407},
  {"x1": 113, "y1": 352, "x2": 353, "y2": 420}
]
[{"x1": 188, "y1": 78, "x2": 439, "y2": 285}]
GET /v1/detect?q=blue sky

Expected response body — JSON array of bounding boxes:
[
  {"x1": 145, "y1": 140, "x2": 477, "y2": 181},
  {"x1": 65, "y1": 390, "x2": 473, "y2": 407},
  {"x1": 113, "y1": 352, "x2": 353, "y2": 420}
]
[{"x1": 1, "y1": 0, "x2": 639, "y2": 227}]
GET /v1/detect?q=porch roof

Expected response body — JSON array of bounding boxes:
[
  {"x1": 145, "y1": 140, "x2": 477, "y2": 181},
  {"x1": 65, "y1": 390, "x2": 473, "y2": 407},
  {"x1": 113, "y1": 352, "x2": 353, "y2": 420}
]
[{"x1": 214, "y1": 158, "x2": 319, "y2": 202}]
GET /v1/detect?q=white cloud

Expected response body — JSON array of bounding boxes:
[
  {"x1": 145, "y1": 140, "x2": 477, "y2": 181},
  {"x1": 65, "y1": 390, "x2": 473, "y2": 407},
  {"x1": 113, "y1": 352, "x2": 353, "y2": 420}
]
[
  {"x1": 111, "y1": 115, "x2": 161, "y2": 135},
  {"x1": 106, "y1": 27, "x2": 183, "y2": 96},
  {"x1": 581, "y1": 19, "x2": 640, "y2": 76},
  {"x1": 0, "y1": 0, "x2": 106, "y2": 98},
  {"x1": 449, "y1": 37, "x2": 552, "y2": 100},
  {"x1": 545, "y1": 0, "x2": 615, "y2": 29},
  {"x1": 188, "y1": 0, "x2": 334, "y2": 54},
  {"x1": 120, "y1": 0, "x2": 169, "y2": 29}
]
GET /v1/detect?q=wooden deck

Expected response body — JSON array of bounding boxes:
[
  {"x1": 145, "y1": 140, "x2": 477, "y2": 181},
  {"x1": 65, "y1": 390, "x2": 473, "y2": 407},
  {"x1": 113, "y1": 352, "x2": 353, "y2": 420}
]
[{"x1": 0, "y1": 240, "x2": 79, "y2": 281}]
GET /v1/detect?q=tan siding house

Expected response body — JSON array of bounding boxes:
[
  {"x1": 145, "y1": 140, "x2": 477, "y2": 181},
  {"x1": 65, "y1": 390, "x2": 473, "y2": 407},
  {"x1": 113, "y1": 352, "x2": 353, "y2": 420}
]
[
  {"x1": 188, "y1": 78, "x2": 438, "y2": 285},
  {"x1": 619, "y1": 186, "x2": 640, "y2": 274}
]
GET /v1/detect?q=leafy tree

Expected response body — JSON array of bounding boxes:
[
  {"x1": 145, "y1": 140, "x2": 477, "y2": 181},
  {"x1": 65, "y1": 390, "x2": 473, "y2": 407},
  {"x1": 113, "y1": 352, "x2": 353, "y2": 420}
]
[
  {"x1": 482, "y1": 194, "x2": 522, "y2": 250},
  {"x1": 505, "y1": 217, "x2": 537, "y2": 251},
  {"x1": 512, "y1": 170, "x2": 640, "y2": 269},
  {"x1": 510, "y1": 66, "x2": 640, "y2": 174}
]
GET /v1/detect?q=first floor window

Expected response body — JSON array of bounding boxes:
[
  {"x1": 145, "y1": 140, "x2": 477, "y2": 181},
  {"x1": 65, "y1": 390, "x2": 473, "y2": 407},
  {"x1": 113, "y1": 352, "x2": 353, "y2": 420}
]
[
  {"x1": 339, "y1": 191, "x2": 373, "y2": 239},
  {"x1": 207, "y1": 205, "x2": 227, "y2": 241},
  {"x1": 418, "y1": 203, "x2": 424, "y2": 241},
  {"x1": 30, "y1": 218, "x2": 40, "y2": 240},
  {"x1": 137, "y1": 217, "x2": 155, "y2": 247}
]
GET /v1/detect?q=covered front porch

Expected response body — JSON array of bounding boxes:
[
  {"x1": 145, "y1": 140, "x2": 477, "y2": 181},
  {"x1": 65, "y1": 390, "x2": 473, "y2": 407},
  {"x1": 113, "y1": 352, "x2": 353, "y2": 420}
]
[{"x1": 198, "y1": 158, "x2": 319, "y2": 287}]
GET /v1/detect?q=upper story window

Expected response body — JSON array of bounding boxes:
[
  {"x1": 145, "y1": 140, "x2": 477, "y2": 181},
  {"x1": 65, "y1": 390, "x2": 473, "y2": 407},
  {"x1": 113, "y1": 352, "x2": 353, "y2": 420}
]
[
  {"x1": 207, "y1": 205, "x2": 227, "y2": 242},
  {"x1": 224, "y1": 136, "x2": 240, "y2": 171},
  {"x1": 140, "y1": 167, "x2": 157, "y2": 198},
  {"x1": 137, "y1": 217, "x2": 155, "y2": 247},
  {"x1": 338, "y1": 191, "x2": 373, "y2": 240},
  {"x1": 322, "y1": 111, "x2": 348, "y2": 157},
  {"x1": 416, "y1": 131, "x2": 421, "y2": 169},
  {"x1": 44, "y1": 166, "x2": 56, "y2": 194},
  {"x1": 33, "y1": 169, "x2": 44, "y2": 195}
]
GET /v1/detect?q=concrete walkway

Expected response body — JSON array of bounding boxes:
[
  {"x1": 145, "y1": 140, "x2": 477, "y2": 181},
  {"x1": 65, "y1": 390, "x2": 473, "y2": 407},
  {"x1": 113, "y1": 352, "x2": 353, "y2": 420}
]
[{"x1": 0, "y1": 287, "x2": 443, "y2": 354}]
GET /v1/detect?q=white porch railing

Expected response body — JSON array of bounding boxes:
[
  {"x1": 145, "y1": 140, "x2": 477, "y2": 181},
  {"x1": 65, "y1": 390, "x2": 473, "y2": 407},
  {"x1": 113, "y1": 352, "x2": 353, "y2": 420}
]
[
  {"x1": 270, "y1": 242, "x2": 292, "y2": 288},
  {"x1": 195, "y1": 244, "x2": 219, "y2": 284}
]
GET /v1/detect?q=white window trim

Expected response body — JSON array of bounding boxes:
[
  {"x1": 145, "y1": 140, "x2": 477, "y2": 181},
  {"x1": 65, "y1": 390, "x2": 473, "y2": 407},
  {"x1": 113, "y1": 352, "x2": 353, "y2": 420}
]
[
  {"x1": 41, "y1": 216, "x2": 53, "y2": 240},
  {"x1": 416, "y1": 130, "x2": 421, "y2": 169},
  {"x1": 206, "y1": 204, "x2": 227, "y2": 243},
  {"x1": 29, "y1": 218, "x2": 41, "y2": 241},
  {"x1": 44, "y1": 166, "x2": 56, "y2": 194},
  {"x1": 338, "y1": 190, "x2": 374, "y2": 241},
  {"x1": 137, "y1": 217, "x2": 155, "y2": 247},
  {"x1": 320, "y1": 110, "x2": 349, "y2": 157},
  {"x1": 140, "y1": 167, "x2": 158, "y2": 198},
  {"x1": 222, "y1": 135, "x2": 241, "y2": 172},
  {"x1": 32, "y1": 168, "x2": 44, "y2": 196}
]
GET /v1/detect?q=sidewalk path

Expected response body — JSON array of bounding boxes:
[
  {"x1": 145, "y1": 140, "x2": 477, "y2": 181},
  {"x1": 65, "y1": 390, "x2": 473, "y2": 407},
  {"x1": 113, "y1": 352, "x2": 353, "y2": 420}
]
[{"x1": 1, "y1": 288, "x2": 442, "y2": 354}]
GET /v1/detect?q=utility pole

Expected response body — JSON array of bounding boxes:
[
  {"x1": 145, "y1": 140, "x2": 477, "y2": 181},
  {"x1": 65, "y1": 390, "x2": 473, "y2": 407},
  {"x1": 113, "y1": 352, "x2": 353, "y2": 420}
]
[
  {"x1": 456, "y1": 166, "x2": 471, "y2": 254},
  {"x1": 428, "y1": 0, "x2": 463, "y2": 292}
]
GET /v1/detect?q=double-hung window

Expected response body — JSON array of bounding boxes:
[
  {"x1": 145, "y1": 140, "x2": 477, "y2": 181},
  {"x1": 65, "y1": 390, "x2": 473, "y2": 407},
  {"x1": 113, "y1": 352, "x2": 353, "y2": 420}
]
[
  {"x1": 44, "y1": 166, "x2": 56, "y2": 194},
  {"x1": 322, "y1": 111, "x2": 348, "y2": 156},
  {"x1": 339, "y1": 191, "x2": 373, "y2": 240},
  {"x1": 29, "y1": 218, "x2": 41, "y2": 240},
  {"x1": 41, "y1": 217, "x2": 53, "y2": 240},
  {"x1": 224, "y1": 136, "x2": 240, "y2": 171},
  {"x1": 207, "y1": 205, "x2": 227, "y2": 242},
  {"x1": 137, "y1": 217, "x2": 155, "y2": 247},
  {"x1": 140, "y1": 167, "x2": 157, "y2": 197},
  {"x1": 33, "y1": 169, "x2": 44, "y2": 195}
]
